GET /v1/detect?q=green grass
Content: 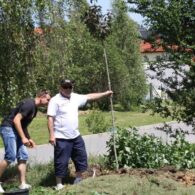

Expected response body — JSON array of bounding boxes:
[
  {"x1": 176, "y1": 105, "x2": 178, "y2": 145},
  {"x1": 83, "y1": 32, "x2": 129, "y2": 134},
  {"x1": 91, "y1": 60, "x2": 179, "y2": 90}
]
[
  {"x1": 0, "y1": 111, "x2": 171, "y2": 147},
  {"x1": 60, "y1": 175, "x2": 195, "y2": 195},
  {"x1": 1, "y1": 162, "x2": 195, "y2": 195}
]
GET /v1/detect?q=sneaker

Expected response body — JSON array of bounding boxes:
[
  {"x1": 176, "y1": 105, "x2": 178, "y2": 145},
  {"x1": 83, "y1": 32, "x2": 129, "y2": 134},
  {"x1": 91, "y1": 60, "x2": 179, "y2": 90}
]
[
  {"x1": 19, "y1": 183, "x2": 32, "y2": 190},
  {"x1": 0, "y1": 182, "x2": 5, "y2": 193},
  {"x1": 54, "y1": 183, "x2": 64, "y2": 191},
  {"x1": 73, "y1": 177, "x2": 82, "y2": 184}
]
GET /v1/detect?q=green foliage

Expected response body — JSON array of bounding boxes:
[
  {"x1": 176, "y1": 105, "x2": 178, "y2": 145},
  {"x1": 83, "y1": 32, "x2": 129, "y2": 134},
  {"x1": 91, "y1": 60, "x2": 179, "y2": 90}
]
[
  {"x1": 105, "y1": 127, "x2": 195, "y2": 169},
  {"x1": 168, "y1": 132, "x2": 195, "y2": 169},
  {"x1": 85, "y1": 110, "x2": 110, "y2": 134},
  {"x1": 0, "y1": 0, "x2": 38, "y2": 114},
  {"x1": 0, "y1": 0, "x2": 147, "y2": 115},
  {"x1": 82, "y1": 4, "x2": 112, "y2": 41},
  {"x1": 108, "y1": 0, "x2": 147, "y2": 109},
  {"x1": 127, "y1": 0, "x2": 195, "y2": 128}
]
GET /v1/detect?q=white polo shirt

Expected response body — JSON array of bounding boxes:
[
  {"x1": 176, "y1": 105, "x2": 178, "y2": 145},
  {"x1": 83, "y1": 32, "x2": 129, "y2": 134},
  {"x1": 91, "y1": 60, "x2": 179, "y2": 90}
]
[{"x1": 47, "y1": 93, "x2": 87, "y2": 139}]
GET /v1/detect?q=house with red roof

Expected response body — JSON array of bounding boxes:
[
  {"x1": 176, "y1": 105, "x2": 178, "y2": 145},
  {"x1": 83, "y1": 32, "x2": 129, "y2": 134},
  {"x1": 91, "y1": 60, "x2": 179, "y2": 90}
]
[
  {"x1": 140, "y1": 40, "x2": 165, "y2": 62},
  {"x1": 140, "y1": 32, "x2": 190, "y2": 100},
  {"x1": 139, "y1": 27, "x2": 168, "y2": 100}
]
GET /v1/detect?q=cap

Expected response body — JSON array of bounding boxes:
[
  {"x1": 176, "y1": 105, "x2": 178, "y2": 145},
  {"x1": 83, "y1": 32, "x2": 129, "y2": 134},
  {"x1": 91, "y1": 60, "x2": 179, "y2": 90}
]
[{"x1": 60, "y1": 79, "x2": 74, "y2": 88}]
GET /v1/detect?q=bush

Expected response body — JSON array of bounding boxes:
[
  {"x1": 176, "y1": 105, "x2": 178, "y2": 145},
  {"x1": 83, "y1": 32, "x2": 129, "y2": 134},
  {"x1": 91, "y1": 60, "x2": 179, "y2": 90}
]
[
  {"x1": 105, "y1": 127, "x2": 195, "y2": 169},
  {"x1": 85, "y1": 110, "x2": 110, "y2": 134}
]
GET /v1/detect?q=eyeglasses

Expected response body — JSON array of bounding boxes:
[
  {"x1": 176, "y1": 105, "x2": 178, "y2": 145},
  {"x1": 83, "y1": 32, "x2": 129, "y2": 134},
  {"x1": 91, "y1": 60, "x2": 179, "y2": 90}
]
[{"x1": 62, "y1": 85, "x2": 72, "y2": 89}]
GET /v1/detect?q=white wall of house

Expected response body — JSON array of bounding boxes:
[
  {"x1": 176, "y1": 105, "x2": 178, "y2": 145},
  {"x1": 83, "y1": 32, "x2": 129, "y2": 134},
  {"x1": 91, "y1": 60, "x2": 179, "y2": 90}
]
[
  {"x1": 142, "y1": 51, "x2": 189, "y2": 100},
  {"x1": 142, "y1": 52, "x2": 165, "y2": 62},
  {"x1": 142, "y1": 52, "x2": 168, "y2": 100}
]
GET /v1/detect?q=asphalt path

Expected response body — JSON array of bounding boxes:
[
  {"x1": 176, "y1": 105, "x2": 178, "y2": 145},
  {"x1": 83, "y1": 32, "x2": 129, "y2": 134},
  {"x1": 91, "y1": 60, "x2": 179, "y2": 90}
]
[{"x1": 0, "y1": 121, "x2": 194, "y2": 166}]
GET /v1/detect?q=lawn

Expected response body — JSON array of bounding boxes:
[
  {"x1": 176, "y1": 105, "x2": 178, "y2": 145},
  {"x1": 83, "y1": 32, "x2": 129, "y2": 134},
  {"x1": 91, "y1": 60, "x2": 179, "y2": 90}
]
[
  {"x1": 55, "y1": 174, "x2": 195, "y2": 195},
  {"x1": 1, "y1": 161, "x2": 195, "y2": 195},
  {"x1": 1, "y1": 111, "x2": 193, "y2": 195},
  {"x1": 0, "y1": 111, "x2": 171, "y2": 147}
]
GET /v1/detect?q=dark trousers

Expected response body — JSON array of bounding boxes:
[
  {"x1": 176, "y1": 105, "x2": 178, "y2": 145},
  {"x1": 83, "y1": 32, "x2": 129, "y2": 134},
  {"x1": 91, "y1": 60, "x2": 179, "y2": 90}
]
[{"x1": 54, "y1": 135, "x2": 88, "y2": 177}]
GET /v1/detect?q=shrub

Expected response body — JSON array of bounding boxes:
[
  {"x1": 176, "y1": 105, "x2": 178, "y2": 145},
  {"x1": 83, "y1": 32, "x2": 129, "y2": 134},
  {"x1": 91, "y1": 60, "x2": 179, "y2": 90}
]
[
  {"x1": 168, "y1": 132, "x2": 195, "y2": 169},
  {"x1": 105, "y1": 127, "x2": 195, "y2": 169},
  {"x1": 85, "y1": 110, "x2": 110, "y2": 134}
]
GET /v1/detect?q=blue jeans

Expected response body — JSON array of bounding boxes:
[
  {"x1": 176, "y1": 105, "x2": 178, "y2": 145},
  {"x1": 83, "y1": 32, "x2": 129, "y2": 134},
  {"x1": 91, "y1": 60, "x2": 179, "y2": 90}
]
[{"x1": 0, "y1": 126, "x2": 28, "y2": 163}]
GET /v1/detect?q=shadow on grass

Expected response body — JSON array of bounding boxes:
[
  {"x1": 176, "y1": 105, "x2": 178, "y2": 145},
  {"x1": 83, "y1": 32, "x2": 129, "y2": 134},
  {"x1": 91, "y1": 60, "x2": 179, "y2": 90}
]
[
  {"x1": 38, "y1": 169, "x2": 75, "y2": 187},
  {"x1": 38, "y1": 171, "x2": 56, "y2": 187},
  {"x1": 1, "y1": 162, "x2": 76, "y2": 189},
  {"x1": 1, "y1": 165, "x2": 18, "y2": 183}
]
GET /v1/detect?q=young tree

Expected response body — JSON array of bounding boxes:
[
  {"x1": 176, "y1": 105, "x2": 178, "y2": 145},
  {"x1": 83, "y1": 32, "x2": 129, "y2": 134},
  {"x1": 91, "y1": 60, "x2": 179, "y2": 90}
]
[
  {"x1": 110, "y1": 0, "x2": 147, "y2": 109},
  {"x1": 0, "y1": 0, "x2": 37, "y2": 114},
  {"x1": 83, "y1": 0, "x2": 147, "y2": 110},
  {"x1": 127, "y1": 0, "x2": 195, "y2": 129}
]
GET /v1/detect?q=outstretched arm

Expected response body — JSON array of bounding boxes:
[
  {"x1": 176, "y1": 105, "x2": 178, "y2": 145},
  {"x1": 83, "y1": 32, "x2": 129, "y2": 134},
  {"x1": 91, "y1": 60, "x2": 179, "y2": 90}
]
[{"x1": 86, "y1": 90, "x2": 113, "y2": 101}]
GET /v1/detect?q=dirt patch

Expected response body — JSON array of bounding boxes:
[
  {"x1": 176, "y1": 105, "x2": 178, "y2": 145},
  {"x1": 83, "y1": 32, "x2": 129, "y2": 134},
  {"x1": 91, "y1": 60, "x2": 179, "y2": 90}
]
[
  {"x1": 127, "y1": 167, "x2": 195, "y2": 186},
  {"x1": 77, "y1": 164, "x2": 195, "y2": 186},
  {"x1": 79, "y1": 110, "x2": 91, "y2": 115}
]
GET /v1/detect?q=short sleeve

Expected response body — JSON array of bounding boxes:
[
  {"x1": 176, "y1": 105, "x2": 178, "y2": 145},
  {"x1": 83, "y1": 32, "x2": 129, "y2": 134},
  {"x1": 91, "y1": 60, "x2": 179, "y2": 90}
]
[
  {"x1": 47, "y1": 98, "x2": 58, "y2": 116},
  {"x1": 77, "y1": 94, "x2": 87, "y2": 107},
  {"x1": 19, "y1": 102, "x2": 33, "y2": 118}
]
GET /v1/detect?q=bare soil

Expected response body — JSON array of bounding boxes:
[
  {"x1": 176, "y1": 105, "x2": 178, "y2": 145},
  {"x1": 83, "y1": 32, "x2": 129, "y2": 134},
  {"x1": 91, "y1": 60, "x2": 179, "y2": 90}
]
[{"x1": 80, "y1": 165, "x2": 195, "y2": 187}]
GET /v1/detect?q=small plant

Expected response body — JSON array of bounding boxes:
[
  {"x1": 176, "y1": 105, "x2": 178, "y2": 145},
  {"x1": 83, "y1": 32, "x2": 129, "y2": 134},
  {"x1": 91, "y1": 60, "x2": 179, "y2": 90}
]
[
  {"x1": 168, "y1": 131, "x2": 195, "y2": 169},
  {"x1": 85, "y1": 110, "x2": 110, "y2": 134},
  {"x1": 105, "y1": 127, "x2": 195, "y2": 169}
]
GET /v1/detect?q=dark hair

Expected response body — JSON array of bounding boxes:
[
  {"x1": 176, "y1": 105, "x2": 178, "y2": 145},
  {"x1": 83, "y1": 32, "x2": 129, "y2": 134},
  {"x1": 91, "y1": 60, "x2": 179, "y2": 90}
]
[{"x1": 36, "y1": 89, "x2": 50, "y2": 97}]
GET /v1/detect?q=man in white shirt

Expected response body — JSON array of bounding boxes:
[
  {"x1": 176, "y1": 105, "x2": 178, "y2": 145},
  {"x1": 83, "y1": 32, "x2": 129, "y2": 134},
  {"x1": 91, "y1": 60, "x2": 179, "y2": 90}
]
[{"x1": 47, "y1": 79, "x2": 113, "y2": 190}]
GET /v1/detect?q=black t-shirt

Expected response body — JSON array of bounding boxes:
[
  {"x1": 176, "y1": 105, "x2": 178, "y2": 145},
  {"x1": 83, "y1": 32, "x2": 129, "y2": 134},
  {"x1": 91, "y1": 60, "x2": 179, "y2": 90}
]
[{"x1": 1, "y1": 98, "x2": 37, "y2": 139}]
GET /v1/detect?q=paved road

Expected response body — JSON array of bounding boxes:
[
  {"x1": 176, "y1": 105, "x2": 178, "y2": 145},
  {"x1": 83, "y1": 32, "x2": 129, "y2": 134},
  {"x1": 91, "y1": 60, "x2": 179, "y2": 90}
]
[{"x1": 0, "y1": 122, "x2": 194, "y2": 166}]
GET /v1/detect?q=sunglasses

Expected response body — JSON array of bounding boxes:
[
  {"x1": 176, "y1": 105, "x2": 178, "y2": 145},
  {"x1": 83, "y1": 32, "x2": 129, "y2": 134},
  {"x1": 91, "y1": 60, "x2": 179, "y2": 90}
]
[{"x1": 62, "y1": 85, "x2": 73, "y2": 89}]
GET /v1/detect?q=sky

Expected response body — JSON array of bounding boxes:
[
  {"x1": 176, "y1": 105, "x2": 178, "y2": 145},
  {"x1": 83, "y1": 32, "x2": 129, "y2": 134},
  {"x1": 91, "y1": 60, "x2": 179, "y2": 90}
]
[{"x1": 87, "y1": 0, "x2": 144, "y2": 25}]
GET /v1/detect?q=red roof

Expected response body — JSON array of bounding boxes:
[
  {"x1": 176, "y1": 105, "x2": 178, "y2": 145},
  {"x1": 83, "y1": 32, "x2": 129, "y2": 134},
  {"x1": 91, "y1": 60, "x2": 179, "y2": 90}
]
[
  {"x1": 140, "y1": 40, "x2": 164, "y2": 53},
  {"x1": 34, "y1": 27, "x2": 43, "y2": 35}
]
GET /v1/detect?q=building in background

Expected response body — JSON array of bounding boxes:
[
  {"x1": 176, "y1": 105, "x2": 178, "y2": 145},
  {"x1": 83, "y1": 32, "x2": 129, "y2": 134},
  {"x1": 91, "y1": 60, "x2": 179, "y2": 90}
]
[
  {"x1": 139, "y1": 27, "x2": 189, "y2": 101},
  {"x1": 139, "y1": 27, "x2": 167, "y2": 100}
]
